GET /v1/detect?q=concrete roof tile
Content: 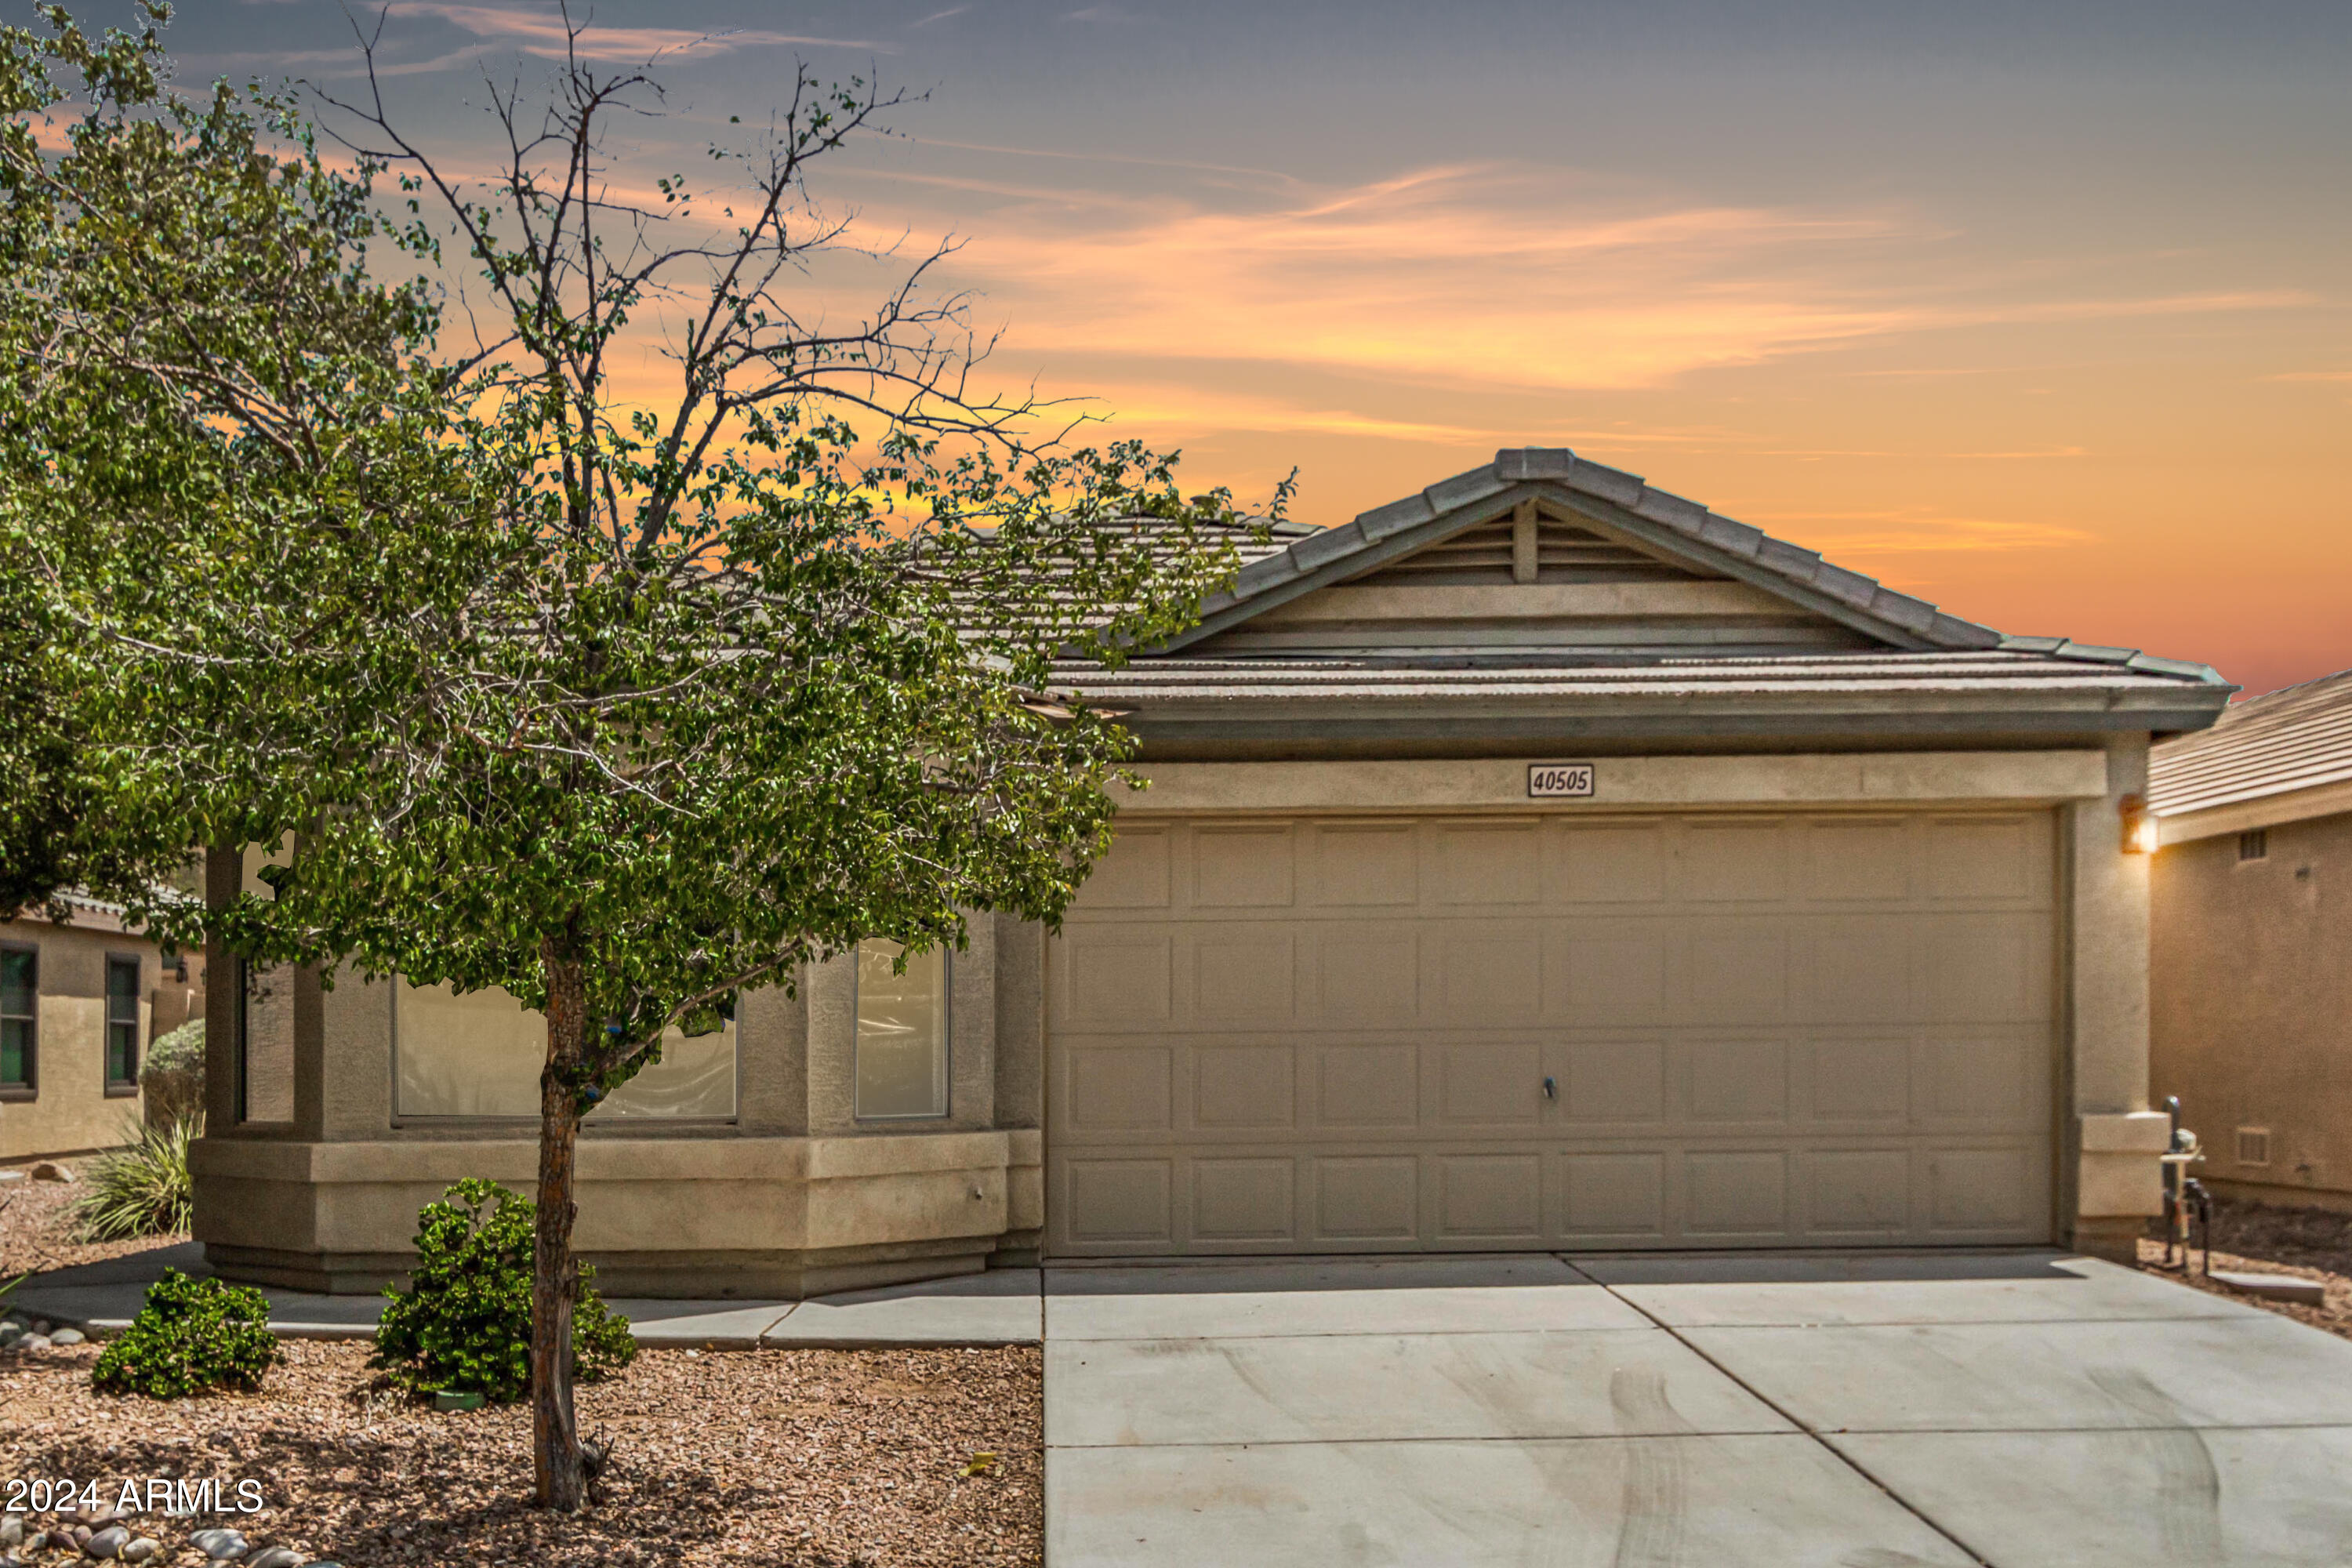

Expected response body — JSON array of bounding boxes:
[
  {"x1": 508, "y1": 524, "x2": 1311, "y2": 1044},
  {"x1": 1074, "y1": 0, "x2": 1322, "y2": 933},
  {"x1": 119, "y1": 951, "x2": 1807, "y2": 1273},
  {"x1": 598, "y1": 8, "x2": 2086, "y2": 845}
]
[
  {"x1": 1561, "y1": 460, "x2": 1646, "y2": 507},
  {"x1": 1695, "y1": 514, "x2": 1766, "y2": 557},
  {"x1": 1494, "y1": 447, "x2": 1581, "y2": 481},
  {"x1": 1288, "y1": 521, "x2": 1368, "y2": 572},
  {"x1": 1629, "y1": 487, "x2": 1711, "y2": 532},
  {"x1": 1813, "y1": 562, "x2": 1883, "y2": 609},
  {"x1": 1756, "y1": 538, "x2": 1825, "y2": 580},
  {"x1": 1354, "y1": 492, "x2": 1438, "y2": 541},
  {"x1": 1421, "y1": 466, "x2": 1512, "y2": 514},
  {"x1": 1867, "y1": 590, "x2": 1939, "y2": 635}
]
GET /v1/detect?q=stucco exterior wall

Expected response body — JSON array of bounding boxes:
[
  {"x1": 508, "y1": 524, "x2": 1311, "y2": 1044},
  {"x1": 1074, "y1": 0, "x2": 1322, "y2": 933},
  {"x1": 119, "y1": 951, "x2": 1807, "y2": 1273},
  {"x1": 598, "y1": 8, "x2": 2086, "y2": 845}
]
[
  {"x1": 2151, "y1": 808, "x2": 2352, "y2": 1205},
  {"x1": 0, "y1": 918, "x2": 172, "y2": 1164}
]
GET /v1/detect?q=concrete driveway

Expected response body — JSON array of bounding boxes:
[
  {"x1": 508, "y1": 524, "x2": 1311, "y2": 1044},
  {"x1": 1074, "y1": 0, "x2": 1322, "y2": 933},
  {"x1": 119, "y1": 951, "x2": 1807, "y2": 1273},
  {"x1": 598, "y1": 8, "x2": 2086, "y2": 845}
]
[{"x1": 1044, "y1": 1251, "x2": 2352, "y2": 1566}]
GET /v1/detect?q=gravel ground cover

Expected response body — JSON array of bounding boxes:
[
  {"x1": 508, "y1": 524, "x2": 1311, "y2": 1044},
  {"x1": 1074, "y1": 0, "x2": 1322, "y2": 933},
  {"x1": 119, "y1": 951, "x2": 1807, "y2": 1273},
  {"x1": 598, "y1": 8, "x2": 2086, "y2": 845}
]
[
  {"x1": 1, "y1": 1164, "x2": 187, "y2": 1276},
  {"x1": 0, "y1": 1338, "x2": 1043, "y2": 1566},
  {"x1": 2137, "y1": 1194, "x2": 2352, "y2": 1343}
]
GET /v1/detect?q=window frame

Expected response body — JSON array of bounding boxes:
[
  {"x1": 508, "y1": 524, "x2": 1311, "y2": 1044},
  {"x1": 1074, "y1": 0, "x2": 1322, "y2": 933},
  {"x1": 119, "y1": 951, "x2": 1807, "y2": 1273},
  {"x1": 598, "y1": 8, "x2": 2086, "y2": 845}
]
[
  {"x1": 0, "y1": 941, "x2": 37, "y2": 1101},
  {"x1": 851, "y1": 940, "x2": 953, "y2": 1123},
  {"x1": 103, "y1": 951, "x2": 143, "y2": 1096}
]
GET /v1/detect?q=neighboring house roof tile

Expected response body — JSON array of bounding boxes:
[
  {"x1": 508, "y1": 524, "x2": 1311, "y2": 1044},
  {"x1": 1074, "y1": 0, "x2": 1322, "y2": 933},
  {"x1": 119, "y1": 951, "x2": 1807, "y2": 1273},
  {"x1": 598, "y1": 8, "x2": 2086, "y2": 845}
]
[{"x1": 2149, "y1": 666, "x2": 2352, "y2": 818}]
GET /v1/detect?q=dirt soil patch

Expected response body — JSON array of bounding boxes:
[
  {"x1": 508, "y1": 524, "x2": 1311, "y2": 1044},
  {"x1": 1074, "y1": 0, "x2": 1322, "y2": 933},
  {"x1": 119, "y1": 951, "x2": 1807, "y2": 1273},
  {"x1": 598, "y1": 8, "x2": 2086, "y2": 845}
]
[
  {"x1": 2138, "y1": 1195, "x2": 2352, "y2": 1343},
  {"x1": 0, "y1": 1338, "x2": 1042, "y2": 1566},
  {"x1": 1, "y1": 1163, "x2": 188, "y2": 1276}
]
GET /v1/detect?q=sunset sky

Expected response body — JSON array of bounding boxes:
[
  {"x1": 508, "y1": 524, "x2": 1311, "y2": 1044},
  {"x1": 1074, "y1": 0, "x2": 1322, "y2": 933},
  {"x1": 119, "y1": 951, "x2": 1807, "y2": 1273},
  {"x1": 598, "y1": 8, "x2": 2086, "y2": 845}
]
[{"x1": 155, "y1": 1, "x2": 2350, "y2": 695}]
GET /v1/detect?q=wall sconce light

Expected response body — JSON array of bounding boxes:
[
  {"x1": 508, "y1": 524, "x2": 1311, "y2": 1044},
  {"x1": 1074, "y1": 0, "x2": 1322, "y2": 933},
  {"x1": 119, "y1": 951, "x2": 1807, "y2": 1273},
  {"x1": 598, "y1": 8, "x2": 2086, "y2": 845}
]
[{"x1": 2121, "y1": 793, "x2": 2160, "y2": 855}]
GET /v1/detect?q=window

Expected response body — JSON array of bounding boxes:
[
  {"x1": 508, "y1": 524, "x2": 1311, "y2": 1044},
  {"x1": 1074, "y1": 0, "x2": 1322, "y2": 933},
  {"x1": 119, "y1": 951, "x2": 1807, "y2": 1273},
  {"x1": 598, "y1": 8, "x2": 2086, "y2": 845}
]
[
  {"x1": 391, "y1": 981, "x2": 737, "y2": 1120},
  {"x1": 0, "y1": 946, "x2": 34, "y2": 1097},
  {"x1": 104, "y1": 955, "x2": 141, "y2": 1093},
  {"x1": 2238, "y1": 829, "x2": 2269, "y2": 862},
  {"x1": 2237, "y1": 1127, "x2": 2271, "y2": 1167},
  {"x1": 855, "y1": 940, "x2": 949, "y2": 1120}
]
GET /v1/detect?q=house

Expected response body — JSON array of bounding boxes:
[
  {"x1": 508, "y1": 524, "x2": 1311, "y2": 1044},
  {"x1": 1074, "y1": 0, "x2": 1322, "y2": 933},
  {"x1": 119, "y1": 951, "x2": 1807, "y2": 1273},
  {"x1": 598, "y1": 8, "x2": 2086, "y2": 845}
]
[
  {"x1": 2, "y1": 896, "x2": 202, "y2": 1164},
  {"x1": 188, "y1": 448, "x2": 2232, "y2": 1294},
  {"x1": 2149, "y1": 666, "x2": 2352, "y2": 1210}
]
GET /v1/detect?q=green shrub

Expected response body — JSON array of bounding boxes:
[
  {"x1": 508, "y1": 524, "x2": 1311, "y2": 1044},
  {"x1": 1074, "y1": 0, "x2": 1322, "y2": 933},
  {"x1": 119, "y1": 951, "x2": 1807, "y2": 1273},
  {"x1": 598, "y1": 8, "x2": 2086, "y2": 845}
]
[
  {"x1": 372, "y1": 1178, "x2": 637, "y2": 1403},
  {"x1": 71, "y1": 1114, "x2": 198, "y2": 1241},
  {"x1": 91, "y1": 1269, "x2": 281, "y2": 1398},
  {"x1": 140, "y1": 1018, "x2": 206, "y2": 1129}
]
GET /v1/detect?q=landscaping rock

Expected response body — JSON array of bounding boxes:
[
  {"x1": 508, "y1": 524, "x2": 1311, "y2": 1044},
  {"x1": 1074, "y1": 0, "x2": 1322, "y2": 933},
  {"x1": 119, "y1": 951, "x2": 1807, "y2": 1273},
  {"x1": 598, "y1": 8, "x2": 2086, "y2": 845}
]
[
  {"x1": 85, "y1": 1524, "x2": 129, "y2": 1559},
  {"x1": 0, "y1": 1323, "x2": 21, "y2": 1347},
  {"x1": 190, "y1": 1528, "x2": 248, "y2": 1560},
  {"x1": 118, "y1": 1542, "x2": 161, "y2": 1565},
  {"x1": 50, "y1": 1327, "x2": 85, "y2": 1347},
  {"x1": 245, "y1": 1548, "x2": 303, "y2": 1568},
  {"x1": 0, "y1": 1516, "x2": 20, "y2": 1547},
  {"x1": 30, "y1": 1319, "x2": 52, "y2": 1336},
  {"x1": 16, "y1": 1336, "x2": 51, "y2": 1352},
  {"x1": 28, "y1": 1162, "x2": 73, "y2": 1183}
]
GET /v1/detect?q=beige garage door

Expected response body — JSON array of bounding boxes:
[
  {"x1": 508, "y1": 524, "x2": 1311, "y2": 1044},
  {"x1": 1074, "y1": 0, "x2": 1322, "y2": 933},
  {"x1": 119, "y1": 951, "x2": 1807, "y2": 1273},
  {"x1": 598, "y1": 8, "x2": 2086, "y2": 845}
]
[{"x1": 1047, "y1": 811, "x2": 2056, "y2": 1255}]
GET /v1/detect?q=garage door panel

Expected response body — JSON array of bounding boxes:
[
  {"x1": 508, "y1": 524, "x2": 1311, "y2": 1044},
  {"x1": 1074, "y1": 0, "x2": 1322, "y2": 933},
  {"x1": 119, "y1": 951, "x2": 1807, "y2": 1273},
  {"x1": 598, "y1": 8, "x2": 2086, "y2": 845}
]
[
  {"x1": 1065, "y1": 1044, "x2": 1174, "y2": 1133},
  {"x1": 1191, "y1": 823, "x2": 1298, "y2": 908},
  {"x1": 1926, "y1": 815, "x2": 2048, "y2": 902},
  {"x1": 1192, "y1": 1157, "x2": 1298, "y2": 1243},
  {"x1": 1679, "y1": 927, "x2": 1789, "y2": 1024},
  {"x1": 1808, "y1": 1036, "x2": 1914, "y2": 1123},
  {"x1": 1312, "y1": 1043, "x2": 1420, "y2": 1129},
  {"x1": 1800, "y1": 817, "x2": 1915, "y2": 901},
  {"x1": 1684, "y1": 1150, "x2": 1791, "y2": 1236},
  {"x1": 1555, "y1": 1036, "x2": 1668, "y2": 1123},
  {"x1": 1688, "y1": 1039, "x2": 1791, "y2": 1124},
  {"x1": 1435, "y1": 1039, "x2": 1545, "y2": 1127},
  {"x1": 1436, "y1": 821, "x2": 1542, "y2": 905},
  {"x1": 1676, "y1": 819, "x2": 1789, "y2": 902},
  {"x1": 1436, "y1": 924, "x2": 1543, "y2": 1022},
  {"x1": 1548, "y1": 926, "x2": 1671, "y2": 1023},
  {"x1": 1059, "y1": 930, "x2": 1174, "y2": 1028},
  {"x1": 1194, "y1": 1043, "x2": 1297, "y2": 1131},
  {"x1": 1795, "y1": 918, "x2": 1918, "y2": 1022},
  {"x1": 1925, "y1": 916, "x2": 2053, "y2": 1022},
  {"x1": 1803, "y1": 1149, "x2": 1914, "y2": 1236},
  {"x1": 1311, "y1": 1156, "x2": 1421, "y2": 1243},
  {"x1": 1548, "y1": 821, "x2": 1668, "y2": 902},
  {"x1": 1049, "y1": 812, "x2": 2056, "y2": 1256},
  {"x1": 1063, "y1": 1159, "x2": 1175, "y2": 1247},
  {"x1": 1307, "y1": 821, "x2": 1421, "y2": 907},
  {"x1": 1559, "y1": 1152, "x2": 1669, "y2": 1239},
  {"x1": 1193, "y1": 931, "x2": 1298, "y2": 1024}
]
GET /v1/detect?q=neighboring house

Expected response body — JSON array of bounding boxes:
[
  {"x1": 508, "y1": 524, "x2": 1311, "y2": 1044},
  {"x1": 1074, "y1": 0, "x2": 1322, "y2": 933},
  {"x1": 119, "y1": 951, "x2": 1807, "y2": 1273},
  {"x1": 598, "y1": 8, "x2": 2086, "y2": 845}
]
[
  {"x1": 188, "y1": 448, "x2": 2232, "y2": 1294},
  {"x1": 2149, "y1": 666, "x2": 2352, "y2": 1210},
  {"x1": 1, "y1": 895, "x2": 203, "y2": 1164}
]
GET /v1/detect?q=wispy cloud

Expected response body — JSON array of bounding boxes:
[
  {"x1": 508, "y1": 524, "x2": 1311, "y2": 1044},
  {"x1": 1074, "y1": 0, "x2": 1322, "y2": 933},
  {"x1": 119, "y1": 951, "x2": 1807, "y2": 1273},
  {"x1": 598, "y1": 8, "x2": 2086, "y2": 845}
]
[
  {"x1": 1743, "y1": 509, "x2": 2096, "y2": 554},
  {"x1": 380, "y1": 3, "x2": 887, "y2": 61},
  {"x1": 910, "y1": 6, "x2": 971, "y2": 27}
]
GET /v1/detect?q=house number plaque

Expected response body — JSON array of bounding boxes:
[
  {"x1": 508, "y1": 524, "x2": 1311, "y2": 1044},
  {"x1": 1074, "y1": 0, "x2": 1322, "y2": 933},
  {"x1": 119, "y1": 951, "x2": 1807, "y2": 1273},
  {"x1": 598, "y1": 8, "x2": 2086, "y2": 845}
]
[{"x1": 1527, "y1": 762, "x2": 1597, "y2": 799}]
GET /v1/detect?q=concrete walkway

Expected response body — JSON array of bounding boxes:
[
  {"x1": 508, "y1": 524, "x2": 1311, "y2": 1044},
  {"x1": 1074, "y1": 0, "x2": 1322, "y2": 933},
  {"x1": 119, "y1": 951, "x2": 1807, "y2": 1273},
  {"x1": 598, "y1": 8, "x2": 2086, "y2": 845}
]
[
  {"x1": 4, "y1": 1243, "x2": 1043, "y2": 1347},
  {"x1": 1042, "y1": 1251, "x2": 2352, "y2": 1567}
]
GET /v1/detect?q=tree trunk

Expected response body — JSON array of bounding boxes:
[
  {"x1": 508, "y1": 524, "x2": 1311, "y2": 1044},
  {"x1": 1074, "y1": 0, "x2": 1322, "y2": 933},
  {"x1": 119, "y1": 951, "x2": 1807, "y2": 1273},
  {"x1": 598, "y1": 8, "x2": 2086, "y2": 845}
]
[{"x1": 534, "y1": 939, "x2": 590, "y2": 1512}]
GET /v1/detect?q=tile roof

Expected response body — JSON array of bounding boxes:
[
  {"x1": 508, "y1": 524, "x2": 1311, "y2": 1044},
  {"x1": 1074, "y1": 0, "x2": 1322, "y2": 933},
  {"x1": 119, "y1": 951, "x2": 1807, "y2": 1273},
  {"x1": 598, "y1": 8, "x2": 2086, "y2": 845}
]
[
  {"x1": 1061, "y1": 651, "x2": 2233, "y2": 713},
  {"x1": 1162, "y1": 448, "x2": 2232, "y2": 687},
  {"x1": 2148, "y1": 666, "x2": 2352, "y2": 818}
]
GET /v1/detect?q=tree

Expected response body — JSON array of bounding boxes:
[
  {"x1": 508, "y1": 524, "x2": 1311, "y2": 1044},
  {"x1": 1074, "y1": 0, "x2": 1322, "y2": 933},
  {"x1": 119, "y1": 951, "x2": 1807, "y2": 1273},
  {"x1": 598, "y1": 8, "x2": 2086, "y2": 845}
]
[
  {"x1": 0, "y1": 2, "x2": 471, "y2": 924},
  {"x1": 19, "y1": 6, "x2": 1279, "y2": 1510}
]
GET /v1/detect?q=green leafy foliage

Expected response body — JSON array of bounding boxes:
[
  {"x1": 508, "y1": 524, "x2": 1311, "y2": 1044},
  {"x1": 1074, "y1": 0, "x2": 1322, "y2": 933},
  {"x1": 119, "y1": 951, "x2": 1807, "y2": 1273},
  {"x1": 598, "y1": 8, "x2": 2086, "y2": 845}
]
[
  {"x1": 372, "y1": 1180, "x2": 637, "y2": 1403},
  {"x1": 91, "y1": 1268, "x2": 280, "y2": 1398},
  {"x1": 70, "y1": 1114, "x2": 197, "y2": 1240},
  {"x1": 140, "y1": 1018, "x2": 205, "y2": 1127}
]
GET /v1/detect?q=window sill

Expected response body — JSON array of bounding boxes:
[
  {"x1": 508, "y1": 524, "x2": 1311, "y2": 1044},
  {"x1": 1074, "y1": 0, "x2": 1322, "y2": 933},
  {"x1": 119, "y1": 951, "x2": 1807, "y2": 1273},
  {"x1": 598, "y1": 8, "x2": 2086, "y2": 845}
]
[
  {"x1": 0, "y1": 1086, "x2": 35, "y2": 1103},
  {"x1": 103, "y1": 1084, "x2": 140, "y2": 1099}
]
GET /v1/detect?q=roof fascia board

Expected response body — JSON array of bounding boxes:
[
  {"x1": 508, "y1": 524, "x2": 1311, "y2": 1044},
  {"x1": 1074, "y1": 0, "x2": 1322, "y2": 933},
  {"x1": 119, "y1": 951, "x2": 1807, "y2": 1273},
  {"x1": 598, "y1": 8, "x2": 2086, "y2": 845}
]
[{"x1": 1532, "y1": 485, "x2": 1944, "y2": 652}]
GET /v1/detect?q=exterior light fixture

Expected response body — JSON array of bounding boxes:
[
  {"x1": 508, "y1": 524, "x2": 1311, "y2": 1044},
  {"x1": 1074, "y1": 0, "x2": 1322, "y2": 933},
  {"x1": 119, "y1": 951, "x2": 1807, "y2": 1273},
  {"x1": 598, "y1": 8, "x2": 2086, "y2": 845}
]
[{"x1": 2120, "y1": 793, "x2": 2160, "y2": 855}]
